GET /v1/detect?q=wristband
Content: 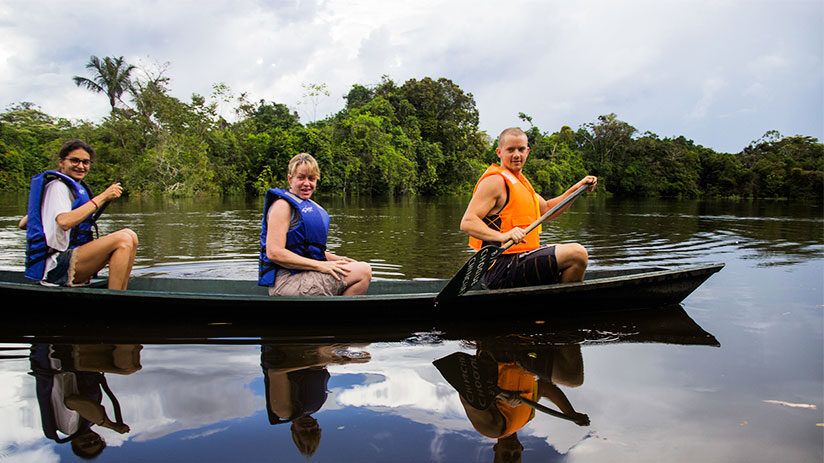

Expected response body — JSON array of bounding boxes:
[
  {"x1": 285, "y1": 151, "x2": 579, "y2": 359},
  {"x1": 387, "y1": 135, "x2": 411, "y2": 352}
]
[{"x1": 90, "y1": 199, "x2": 99, "y2": 210}]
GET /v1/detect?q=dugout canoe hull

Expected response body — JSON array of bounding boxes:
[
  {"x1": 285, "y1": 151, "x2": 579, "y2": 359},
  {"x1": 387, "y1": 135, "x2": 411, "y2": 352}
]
[{"x1": 0, "y1": 263, "x2": 723, "y2": 330}]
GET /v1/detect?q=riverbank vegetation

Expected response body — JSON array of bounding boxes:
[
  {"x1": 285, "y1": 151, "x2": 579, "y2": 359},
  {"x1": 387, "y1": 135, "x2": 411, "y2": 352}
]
[{"x1": 1, "y1": 56, "x2": 821, "y2": 200}]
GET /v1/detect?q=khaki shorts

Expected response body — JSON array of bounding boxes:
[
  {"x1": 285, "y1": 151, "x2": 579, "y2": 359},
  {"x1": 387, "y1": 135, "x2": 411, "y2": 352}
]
[{"x1": 269, "y1": 269, "x2": 347, "y2": 296}]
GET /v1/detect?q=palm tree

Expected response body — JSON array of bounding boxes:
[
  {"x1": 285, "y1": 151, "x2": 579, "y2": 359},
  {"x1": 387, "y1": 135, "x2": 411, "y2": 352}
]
[{"x1": 72, "y1": 55, "x2": 136, "y2": 110}]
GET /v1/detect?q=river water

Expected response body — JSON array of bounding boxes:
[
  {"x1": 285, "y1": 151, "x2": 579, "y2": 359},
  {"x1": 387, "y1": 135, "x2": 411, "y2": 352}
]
[{"x1": 0, "y1": 194, "x2": 821, "y2": 462}]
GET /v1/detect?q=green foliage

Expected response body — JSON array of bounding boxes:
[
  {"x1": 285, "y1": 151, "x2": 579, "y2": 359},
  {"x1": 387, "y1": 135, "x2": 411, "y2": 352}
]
[
  {"x1": 523, "y1": 130, "x2": 588, "y2": 197},
  {"x1": 739, "y1": 132, "x2": 824, "y2": 200},
  {"x1": 1, "y1": 57, "x2": 820, "y2": 201},
  {"x1": 0, "y1": 140, "x2": 27, "y2": 191},
  {"x1": 0, "y1": 104, "x2": 86, "y2": 190}
]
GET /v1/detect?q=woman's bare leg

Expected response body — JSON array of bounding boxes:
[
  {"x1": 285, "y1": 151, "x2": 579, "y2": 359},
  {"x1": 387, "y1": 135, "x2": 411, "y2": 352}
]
[{"x1": 71, "y1": 229, "x2": 139, "y2": 290}]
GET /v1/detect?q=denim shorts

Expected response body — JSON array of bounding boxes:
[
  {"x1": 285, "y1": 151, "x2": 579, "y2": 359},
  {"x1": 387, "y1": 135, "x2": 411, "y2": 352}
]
[{"x1": 42, "y1": 248, "x2": 79, "y2": 286}]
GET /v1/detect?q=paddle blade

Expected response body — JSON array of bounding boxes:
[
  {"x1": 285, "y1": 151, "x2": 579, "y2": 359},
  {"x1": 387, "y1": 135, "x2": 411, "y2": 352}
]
[
  {"x1": 433, "y1": 352, "x2": 499, "y2": 410},
  {"x1": 434, "y1": 245, "x2": 501, "y2": 307}
]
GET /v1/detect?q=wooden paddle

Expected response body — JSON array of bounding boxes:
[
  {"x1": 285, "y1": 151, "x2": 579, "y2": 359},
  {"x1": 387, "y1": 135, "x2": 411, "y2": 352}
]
[
  {"x1": 432, "y1": 352, "x2": 583, "y2": 423},
  {"x1": 434, "y1": 182, "x2": 592, "y2": 307}
]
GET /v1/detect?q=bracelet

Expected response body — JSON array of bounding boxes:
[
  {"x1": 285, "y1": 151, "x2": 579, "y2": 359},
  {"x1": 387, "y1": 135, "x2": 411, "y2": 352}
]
[{"x1": 90, "y1": 199, "x2": 99, "y2": 210}]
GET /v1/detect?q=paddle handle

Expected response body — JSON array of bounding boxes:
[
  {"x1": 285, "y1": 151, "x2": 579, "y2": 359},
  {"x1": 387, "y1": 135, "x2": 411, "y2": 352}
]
[
  {"x1": 521, "y1": 396, "x2": 580, "y2": 422},
  {"x1": 498, "y1": 182, "x2": 593, "y2": 253},
  {"x1": 498, "y1": 388, "x2": 589, "y2": 424},
  {"x1": 496, "y1": 388, "x2": 585, "y2": 424}
]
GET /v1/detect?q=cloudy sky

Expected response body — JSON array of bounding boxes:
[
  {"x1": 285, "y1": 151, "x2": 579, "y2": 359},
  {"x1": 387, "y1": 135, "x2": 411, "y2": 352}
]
[{"x1": 1, "y1": 0, "x2": 820, "y2": 153}]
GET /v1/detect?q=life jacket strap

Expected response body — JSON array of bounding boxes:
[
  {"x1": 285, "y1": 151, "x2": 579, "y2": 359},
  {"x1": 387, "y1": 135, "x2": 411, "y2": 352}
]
[{"x1": 26, "y1": 249, "x2": 58, "y2": 267}]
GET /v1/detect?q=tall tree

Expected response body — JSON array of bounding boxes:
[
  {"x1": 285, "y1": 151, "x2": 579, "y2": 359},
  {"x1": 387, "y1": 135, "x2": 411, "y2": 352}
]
[
  {"x1": 299, "y1": 82, "x2": 330, "y2": 123},
  {"x1": 72, "y1": 55, "x2": 136, "y2": 110},
  {"x1": 399, "y1": 77, "x2": 480, "y2": 154}
]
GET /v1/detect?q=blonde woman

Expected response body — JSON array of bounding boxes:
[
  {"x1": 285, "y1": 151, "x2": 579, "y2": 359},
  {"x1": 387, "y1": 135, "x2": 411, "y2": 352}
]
[{"x1": 258, "y1": 153, "x2": 371, "y2": 296}]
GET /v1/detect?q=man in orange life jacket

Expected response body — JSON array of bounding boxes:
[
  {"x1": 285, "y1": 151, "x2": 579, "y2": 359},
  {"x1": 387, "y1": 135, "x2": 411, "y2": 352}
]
[
  {"x1": 460, "y1": 127, "x2": 597, "y2": 289},
  {"x1": 457, "y1": 346, "x2": 589, "y2": 463}
]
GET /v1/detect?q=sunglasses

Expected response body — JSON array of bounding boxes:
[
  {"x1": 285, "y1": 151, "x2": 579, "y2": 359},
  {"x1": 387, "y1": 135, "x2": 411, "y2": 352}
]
[{"x1": 65, "y1": 157, "x2": 91, "y2": 167}]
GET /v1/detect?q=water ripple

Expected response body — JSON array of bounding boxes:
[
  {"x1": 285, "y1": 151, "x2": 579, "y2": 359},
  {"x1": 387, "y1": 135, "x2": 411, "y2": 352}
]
[{"x1": 0, "y1": 197, "x2": 821, "y2": 277}]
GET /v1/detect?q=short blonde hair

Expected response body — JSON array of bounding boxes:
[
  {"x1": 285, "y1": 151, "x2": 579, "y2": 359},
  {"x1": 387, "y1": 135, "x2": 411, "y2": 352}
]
[{"x1": 287, "y1": 153, "x2": 320, "y2": 179}]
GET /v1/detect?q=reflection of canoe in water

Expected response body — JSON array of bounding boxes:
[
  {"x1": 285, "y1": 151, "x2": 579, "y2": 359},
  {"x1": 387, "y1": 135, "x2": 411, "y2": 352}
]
[
  {"x1": 0, "y1": 263, "x2": 723, "y2": 342},
  {"x1": 0, "y1": 298, "x2": 718, "y2": 347},
  {"x1": 450, "y1": 303, "x2": 720, "y2": 347}
]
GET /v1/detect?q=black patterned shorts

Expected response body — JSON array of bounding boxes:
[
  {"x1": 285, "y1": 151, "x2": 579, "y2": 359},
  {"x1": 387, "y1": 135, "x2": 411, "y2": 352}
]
[{"x1": 482, "y1": 245, "x2": 560, "y2": 289}]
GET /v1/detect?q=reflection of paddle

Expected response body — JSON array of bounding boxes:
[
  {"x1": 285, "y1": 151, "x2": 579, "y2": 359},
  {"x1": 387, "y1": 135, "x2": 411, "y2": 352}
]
[
  {"x1": 434, "y1": 183, "x2": 592, "y2": 307},
  {"x1": 433, "y1": 352, "x2": 581, "y2": 423}
]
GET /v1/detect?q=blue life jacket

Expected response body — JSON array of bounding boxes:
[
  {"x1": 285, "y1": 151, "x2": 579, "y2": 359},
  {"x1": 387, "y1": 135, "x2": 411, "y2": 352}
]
[
  {"x1": 258, "y1": 188, "x2": 330, "y2": 287},
  {"x1": 25, "y1": 170, "x2": 96, "y2": 281},
  {"x1": 29, "y1": 344, "x2": 123, "y2": 443},
  {"x1": 261, "y1": 345, "x2": 330, "y2": 424}
]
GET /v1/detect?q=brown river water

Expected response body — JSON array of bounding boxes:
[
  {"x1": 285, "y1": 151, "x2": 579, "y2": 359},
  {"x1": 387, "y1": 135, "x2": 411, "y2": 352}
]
[{"x1": 0, "y1": 194, "x2": 821, "y2": 462}]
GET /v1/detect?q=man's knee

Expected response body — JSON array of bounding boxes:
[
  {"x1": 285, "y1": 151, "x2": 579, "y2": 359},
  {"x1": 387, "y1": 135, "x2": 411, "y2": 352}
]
[
  {"x1": 574, "y1": 243, "x2": 588, "y2": 262},
  {"x1": 559, "y1": 243, "x2": 588, "y2": 267}
]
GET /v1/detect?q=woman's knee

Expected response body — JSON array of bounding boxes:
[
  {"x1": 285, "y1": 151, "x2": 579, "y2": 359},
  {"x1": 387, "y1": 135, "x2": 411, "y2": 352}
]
[
  {"x1": 356, "y1": 261, "x2": 372, "y2": 281},
  {"x1": 113, "y1": 229, "x2": 138, "y2": 250},
  {"x1": 123, "y1": 228, "x2": 138, "y2": 245},
  {"x1": 347, "y1": 261, "x2": 371, "y2": 283},
  {"x1": 124, "y1": 228, "x2": 139, "y2": 246}
]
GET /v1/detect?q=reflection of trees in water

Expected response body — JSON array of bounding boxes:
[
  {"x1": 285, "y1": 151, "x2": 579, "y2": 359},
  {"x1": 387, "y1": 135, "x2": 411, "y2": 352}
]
[
  {"x1": 2, "y1": 194, "x2": 819, "y2": 276},
  {"x1": 567, "y1": 198, "x2": 823, "y2": 267}
]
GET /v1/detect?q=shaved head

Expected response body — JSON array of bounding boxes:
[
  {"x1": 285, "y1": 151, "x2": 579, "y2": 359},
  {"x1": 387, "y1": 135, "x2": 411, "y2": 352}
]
[{"x1": 497, "y1": 127, "x2": 527, "y2": 146}]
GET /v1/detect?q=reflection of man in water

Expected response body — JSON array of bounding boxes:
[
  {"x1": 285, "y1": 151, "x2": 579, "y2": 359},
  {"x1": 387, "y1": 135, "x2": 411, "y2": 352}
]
[
  {"x1": 262, "y1": 344, "x2": 370, "y2": 458},
  {"x1": 30, "y1": 344, "x2": 141, "y2": 459},
  {"x1": 458, "y1": 344, "x2": 588, "y2": 463}
]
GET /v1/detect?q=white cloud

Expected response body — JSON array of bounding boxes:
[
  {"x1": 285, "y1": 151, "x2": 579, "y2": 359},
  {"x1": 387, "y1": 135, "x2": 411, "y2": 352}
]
[
  {"x1": 748, "y1": 54, "x2": 791, "y2": 78},
  {"x1": 0, "y1": 0, "x2": 820, "y2": 152},
  {"x1": 688, "y1": 77, "x2": 727, "y2": 120}
]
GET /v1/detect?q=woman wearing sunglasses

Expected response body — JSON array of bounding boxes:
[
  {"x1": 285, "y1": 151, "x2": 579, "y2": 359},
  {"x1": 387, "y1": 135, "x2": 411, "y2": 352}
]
[{"x1": 19, "y1": 139, "x2": 138, "y2": 289}]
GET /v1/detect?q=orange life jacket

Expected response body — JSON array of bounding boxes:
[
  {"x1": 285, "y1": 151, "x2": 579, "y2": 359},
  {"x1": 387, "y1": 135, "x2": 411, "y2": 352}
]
[
  {"x1": 474, "y1": 362, "x2": 537, "y2": 439},
  {"x1": 468, "y1": 164, "x2": 541, "y2": 254}
]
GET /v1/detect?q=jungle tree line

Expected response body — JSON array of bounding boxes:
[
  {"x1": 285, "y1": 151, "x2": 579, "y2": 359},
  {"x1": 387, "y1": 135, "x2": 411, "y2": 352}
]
[{"x1": 0, "y1": 55, "x2": 821, "y2": 200}]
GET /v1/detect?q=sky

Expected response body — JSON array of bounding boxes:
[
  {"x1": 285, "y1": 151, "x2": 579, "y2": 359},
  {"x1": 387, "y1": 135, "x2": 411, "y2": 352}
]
[{"x1": 0, "y1": 0, "x2": 821, "y2": 154}]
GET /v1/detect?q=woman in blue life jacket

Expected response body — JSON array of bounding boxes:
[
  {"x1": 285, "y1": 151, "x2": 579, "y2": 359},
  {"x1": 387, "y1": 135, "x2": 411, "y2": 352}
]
[
  {"x1": 262, "y1": 344, "x2": 370, "y2": 458},
  {"x1": 19, "y1": 139, "x2": 138, "y2": 290},
  {"x1": 259, "y1": 153, "x2": 371, "y2": 296}
]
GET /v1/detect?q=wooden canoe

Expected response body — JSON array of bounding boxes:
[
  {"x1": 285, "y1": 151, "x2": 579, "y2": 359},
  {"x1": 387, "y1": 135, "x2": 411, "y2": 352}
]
[{"x1": 0, "y1": 263, "x2": 723, "y2": 329}]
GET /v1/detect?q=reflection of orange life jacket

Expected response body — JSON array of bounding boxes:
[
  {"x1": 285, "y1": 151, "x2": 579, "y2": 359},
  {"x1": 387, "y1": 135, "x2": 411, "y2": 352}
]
[
  {"x1": 475, "y1": 363, "x2": 537, "y2": 439},
  {"x1": 468, "y1": 164, "x2": 541, "y2": 254}
]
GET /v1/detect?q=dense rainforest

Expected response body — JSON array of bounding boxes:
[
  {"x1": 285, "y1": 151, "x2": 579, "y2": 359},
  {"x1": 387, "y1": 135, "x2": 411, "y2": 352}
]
[{"x1": 1, "y1": 56, "x2": 821, "y2": 200}]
